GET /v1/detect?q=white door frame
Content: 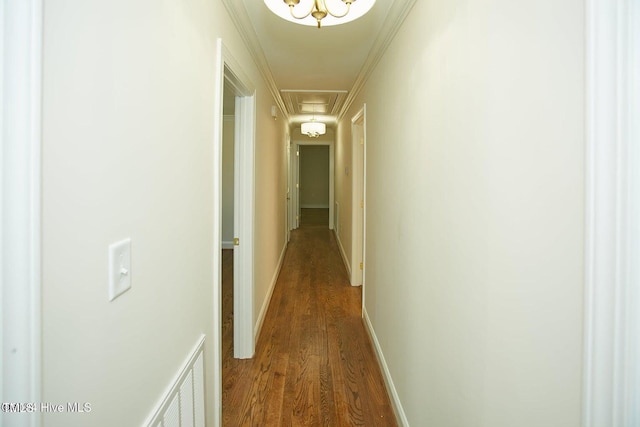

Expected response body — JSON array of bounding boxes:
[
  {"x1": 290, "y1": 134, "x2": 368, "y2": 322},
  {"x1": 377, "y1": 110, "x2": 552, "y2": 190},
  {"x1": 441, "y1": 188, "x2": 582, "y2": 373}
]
[
  {"x1": 230, "y1": 78, "x2": 255, "y2": 360},
  {"x1": 290, "y1": 142, "x2": 299, "y2": 228},
  {"x1": 213, "y1": 38, "x2": 256, "y2": 426},
  {"x1": 582, "y1": 0, "x2": 640, "y2": 425},
  {"x1": 351, "y1": 106, "x2": 366, "y2": 288},
  {"x1": 1, "y1": 1, "x2": 43, "y2": 426},
  {"x1": 291, "y1": 140, "x2": 334, "y2": 229},
  {"x1": 285, "y1": 132, "x2": 291, "y2": 242}
]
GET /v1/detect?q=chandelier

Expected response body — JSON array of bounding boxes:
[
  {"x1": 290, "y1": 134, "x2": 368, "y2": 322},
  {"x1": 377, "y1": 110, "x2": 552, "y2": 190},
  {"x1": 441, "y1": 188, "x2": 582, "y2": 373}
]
[
  {"x1": 301, "y1": 120, "x2": 326, "y2": 138},
  {"x1": 301, "y1": 104, "x2": 326, "y2": 138},
  {"x1": 264, "y1": 0, "x2": 376, "y2": 28}
]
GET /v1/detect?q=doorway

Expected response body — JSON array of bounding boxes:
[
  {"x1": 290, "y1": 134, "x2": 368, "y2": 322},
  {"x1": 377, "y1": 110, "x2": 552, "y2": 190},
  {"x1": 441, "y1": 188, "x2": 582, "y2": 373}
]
[
  {"x1": 213, "y1": 38, "x2": 257, "y2": 426},
  {"x1": 290, "y1": 141, "x2": 335, "y2": 231},
  {"x1": 299, "y1": 145, "x2": 330, "y2": 226},
  {"x1": 212, "y1": 39, "x2": 256, "y2": 425},
  {"x1": 221, "y1": 83, "x2": 236, "y2": 367},
  {"x1": 221, "y1": 63, "x2": 255, "y2": 360}
]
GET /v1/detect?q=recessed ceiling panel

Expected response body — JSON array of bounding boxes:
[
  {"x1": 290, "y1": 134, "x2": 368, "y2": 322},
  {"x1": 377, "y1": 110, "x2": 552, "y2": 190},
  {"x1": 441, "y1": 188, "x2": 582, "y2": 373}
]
[{"x1": 281, "y1": 90, "x2": 348, "y2": 118}]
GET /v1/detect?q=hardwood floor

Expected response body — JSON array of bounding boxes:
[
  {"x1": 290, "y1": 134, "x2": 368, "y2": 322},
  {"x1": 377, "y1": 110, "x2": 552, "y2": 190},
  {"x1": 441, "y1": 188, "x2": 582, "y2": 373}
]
[{"x1": 221, "y1": 225, "x2": 397, "y2": 426}]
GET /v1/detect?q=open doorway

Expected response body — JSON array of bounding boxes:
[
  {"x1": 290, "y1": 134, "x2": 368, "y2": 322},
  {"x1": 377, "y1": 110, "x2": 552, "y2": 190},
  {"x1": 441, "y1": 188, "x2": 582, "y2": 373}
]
[
  {"x1": 299, "y1": 145, "x2": 330, "y2": 227},
  {"x1": 290, "y1": 140, "x2": 335, "y2": 230},
  {"x1": 213, "y1": 38, "x2": 257, "y2": 425},
  {"x1": 221, "y1": 82, "x2": 236, "y2": 369},
  {"x1": 220, "y1": 62, "x2": 255, "y2": 361},
  {"x1": 212, "y1": 38, "x2": 259, "y2": 426}
]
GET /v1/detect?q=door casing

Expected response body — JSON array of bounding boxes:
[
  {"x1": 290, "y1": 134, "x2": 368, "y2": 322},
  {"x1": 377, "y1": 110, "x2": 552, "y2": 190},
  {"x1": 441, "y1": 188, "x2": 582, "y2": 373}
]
[
  {"x1": 1, "y1": 2, "x2": 43, "y2": 426},
  {"x1": 213, "y1": 38, "x2": 256, "y2": 426},
  {"x1": 351, "y1": 106, "x2": 367, "y2": 289}
]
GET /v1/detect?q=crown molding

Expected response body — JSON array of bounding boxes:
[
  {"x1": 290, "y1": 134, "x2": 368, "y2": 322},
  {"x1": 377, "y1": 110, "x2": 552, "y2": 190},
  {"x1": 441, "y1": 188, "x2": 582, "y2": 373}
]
[
  {"x1": 337, "y1": 0, "x2": 417, "y2": 120},
  {"x1": 221, "y1": 0, "x2": 289, "y2": 121},
  {"x1": 223, "y1": 0, "x2": 416, "y2": 123}
]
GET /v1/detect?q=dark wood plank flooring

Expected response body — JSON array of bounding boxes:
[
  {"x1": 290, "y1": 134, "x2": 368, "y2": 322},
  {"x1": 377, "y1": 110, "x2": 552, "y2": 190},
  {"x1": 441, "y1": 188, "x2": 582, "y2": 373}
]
[{"x1": 221, "y1": 224, "x2": 396, "y2": 426}]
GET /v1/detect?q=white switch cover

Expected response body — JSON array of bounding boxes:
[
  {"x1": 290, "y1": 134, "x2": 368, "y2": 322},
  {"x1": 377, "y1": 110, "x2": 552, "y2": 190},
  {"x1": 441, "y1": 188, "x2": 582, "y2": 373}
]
[{"x1": 108, "y1": 238, "x2": 131, "y2": 301}]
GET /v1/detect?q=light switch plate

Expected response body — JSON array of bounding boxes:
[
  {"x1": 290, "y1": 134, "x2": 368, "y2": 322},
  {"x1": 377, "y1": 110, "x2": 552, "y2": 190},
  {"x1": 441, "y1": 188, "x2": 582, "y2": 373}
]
[{"x1": 108, "y1": 238, "x2": 131, "y2": 301}]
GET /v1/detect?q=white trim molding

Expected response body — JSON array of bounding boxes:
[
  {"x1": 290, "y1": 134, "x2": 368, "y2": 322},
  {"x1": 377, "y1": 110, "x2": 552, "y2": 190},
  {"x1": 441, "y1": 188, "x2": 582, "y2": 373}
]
[
  {"x1": 334, "y1": 229, "x2": 352, "y2": 279},
  {"x1": 221, "y1": 0, "x2": 416, "y2": 123},
  {"x1": 337, "y1": 0, "x2": 417, "y2": 120},
  {"x1": 363, "y1": 308, "x2": 408, "y2": 427},
  {"x1": 1, "y1": 1, "x2": 43, "y2": 426},
  {"x1": 253, "y1": 241, "x2": 288, "y2": 342},
  {"x1": 583, "y1": 0, "x2": 640, "y2": 425},
  {"x1": 220, "y1": 0, "x2": 288, "y2": 120}
]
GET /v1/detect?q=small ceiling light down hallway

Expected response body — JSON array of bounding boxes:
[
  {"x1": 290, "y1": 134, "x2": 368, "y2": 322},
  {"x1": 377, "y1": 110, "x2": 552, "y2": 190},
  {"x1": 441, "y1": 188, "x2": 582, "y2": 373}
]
[
  {"x1": 301, "y1": 105, "x2": 326, "y2": 137},
  {"x1": 264, "y1": 0, "x2": 376, "y2": 28},
  {"x1": 301, "y1": 120, "x2": 326, "y2": 137}
]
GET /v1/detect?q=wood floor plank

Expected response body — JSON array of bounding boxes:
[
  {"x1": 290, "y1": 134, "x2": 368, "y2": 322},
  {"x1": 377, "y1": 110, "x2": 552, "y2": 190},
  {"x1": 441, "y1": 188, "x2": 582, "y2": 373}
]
[{"x1": 222, "y1": 223, "x2": 397, "y2": 426}]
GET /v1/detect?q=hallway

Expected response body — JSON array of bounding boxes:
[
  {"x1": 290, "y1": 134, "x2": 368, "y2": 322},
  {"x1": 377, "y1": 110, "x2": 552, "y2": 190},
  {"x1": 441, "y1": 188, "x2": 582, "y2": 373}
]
[
  {"x1": 7, "y1": 0, "x2": 612, "y2": 425},
  {"x1": 222, "y1": 224, "x2": 396, "y2": 426}
]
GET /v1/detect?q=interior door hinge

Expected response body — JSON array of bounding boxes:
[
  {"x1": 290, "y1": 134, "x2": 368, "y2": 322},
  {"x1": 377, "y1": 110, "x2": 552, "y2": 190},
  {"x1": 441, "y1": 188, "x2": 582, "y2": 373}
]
[
  {"x1": 359, "y1": 262, "x2": 363, "y2": 270},
  {"x1": 234, "y1": 238, "x2": 240, "y2": 246},
  {"x1": 360, "y1": 199, "x2": 364, "y2": 208}
]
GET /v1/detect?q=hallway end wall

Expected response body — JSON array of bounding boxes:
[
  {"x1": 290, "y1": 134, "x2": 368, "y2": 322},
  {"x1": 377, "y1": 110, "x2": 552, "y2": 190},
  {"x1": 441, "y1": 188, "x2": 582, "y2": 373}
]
[
  {"x1": 299, "y1": 145, "x2": 330, "y2": 209},
  {"x1": 338, "y1": 0, "x2": 585, "y2": 425}
]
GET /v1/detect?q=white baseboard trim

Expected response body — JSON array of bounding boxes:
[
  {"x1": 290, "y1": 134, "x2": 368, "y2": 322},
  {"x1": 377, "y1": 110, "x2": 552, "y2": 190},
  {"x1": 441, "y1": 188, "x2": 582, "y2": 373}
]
[
  {"x1": 334, "y1": 230, "x2": 352, "y2": 279},
  {"x1": 221, "y1": 241, "x2": 234, "y2": 249},
  {"x1": 254, "y1": 242, "x2": 288, "y2": 340},
  {"x1": 363, "y1": 308, "x2": 409, "y2": 427}
]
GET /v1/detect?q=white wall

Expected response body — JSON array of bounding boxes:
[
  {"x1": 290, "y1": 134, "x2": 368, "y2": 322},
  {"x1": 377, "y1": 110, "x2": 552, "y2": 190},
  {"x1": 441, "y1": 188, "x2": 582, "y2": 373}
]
[
  {"x1": 41, "y1": 1, "x2": 286, "y2": 426},
  {"x1": 339, "y1": 0, "x2": 585, "y2": 425}
]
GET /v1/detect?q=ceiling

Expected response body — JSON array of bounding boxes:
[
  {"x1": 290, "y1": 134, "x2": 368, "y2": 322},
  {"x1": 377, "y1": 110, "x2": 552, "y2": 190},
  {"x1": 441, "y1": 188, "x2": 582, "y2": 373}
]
[{"x1": 223, "y1": 0, "x2": 416, "y2": 126}]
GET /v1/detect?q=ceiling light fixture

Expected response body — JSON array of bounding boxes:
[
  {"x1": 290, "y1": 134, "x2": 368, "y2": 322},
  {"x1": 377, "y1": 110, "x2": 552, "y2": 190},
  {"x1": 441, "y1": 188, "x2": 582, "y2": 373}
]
[
  {"x1": 301, "y1": 105, "x2": 326, "y2": 137},
  {"x1": 301, "y1": 120, "x2": 326, "y2": 138},
  {"x1": 264, "y1": 0, "x2": 376, "y2": 28}
]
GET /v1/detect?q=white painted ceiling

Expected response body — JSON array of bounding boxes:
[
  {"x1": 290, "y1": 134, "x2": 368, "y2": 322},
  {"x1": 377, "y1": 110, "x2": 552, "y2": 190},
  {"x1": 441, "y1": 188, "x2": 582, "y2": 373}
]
[
  {"x1": 243, "y1": 0, "x2": 391, "y2": 90},
  {"x1": 224, "y1": 0, "x2": 415, "y2": 126}
]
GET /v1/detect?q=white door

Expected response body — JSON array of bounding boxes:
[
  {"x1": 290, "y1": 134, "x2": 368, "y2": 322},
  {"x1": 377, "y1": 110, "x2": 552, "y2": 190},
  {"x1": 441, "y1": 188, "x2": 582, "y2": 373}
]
[
  {"x1": 286, "y1": 135, "x2": 291, "y2": 241},
  {"x1": 351, "y1": 107, "x2": 366, "y2": 287},
  {"x1": 232, "y1": 93, "x2": 255, "y2": 359},
  {"x1": 294, "y1": 144, "x2": 301, "y2": 228}
]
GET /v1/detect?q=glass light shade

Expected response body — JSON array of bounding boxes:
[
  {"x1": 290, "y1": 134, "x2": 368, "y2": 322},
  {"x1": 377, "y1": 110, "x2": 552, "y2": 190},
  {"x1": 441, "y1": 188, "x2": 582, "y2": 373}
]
[
  {"x1": 301, "y1": 121, "x2": 326, "y2": 137},
  {"x1": 264, "y1": 0, "x2": 376, "y2": 28}
]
